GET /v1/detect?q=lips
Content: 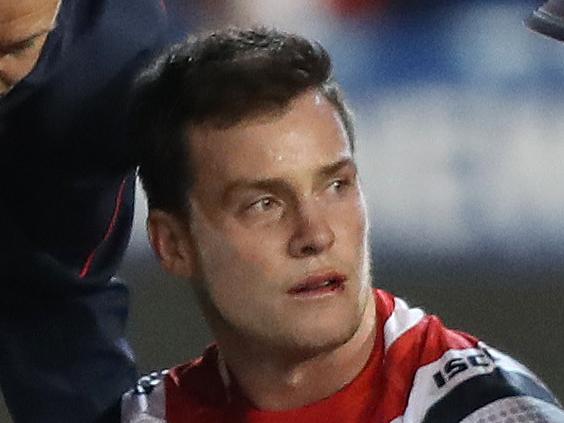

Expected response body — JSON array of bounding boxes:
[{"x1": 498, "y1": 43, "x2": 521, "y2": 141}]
[{"x1": 287, "y1": 272, "x2": 347, "y2": 295}]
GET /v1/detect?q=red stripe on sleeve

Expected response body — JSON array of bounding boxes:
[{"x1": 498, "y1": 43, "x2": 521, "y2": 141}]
[{"x1": 79, "y1": 177, "x2": 127, "y2": 278}]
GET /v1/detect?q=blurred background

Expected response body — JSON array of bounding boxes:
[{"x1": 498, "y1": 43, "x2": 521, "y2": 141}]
[{"x1": 2, "y1": 0, "x2": 564, "y2": 421}]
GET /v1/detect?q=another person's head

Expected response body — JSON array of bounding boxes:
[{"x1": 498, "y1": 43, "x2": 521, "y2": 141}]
[
  {"x1": 0, "y1": 0, "x2": 61, "y2": 95},
  {"x1": 132, "y1": 27, "x2": 372, "y2": 359},
  {"x1": 526, "y1": 0, "x2": 564, "y2": 42}
]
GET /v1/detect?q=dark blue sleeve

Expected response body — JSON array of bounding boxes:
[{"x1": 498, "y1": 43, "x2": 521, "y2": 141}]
[
  {"x1": 0, "y1": 0, "x2": 183, "y2": 421},
  {"x1": 423, "y1": 367, "x2": 564, "y2": 423}
]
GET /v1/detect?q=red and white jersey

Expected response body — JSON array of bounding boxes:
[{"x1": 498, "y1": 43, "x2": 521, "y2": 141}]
[{"x1": 122, "y1": 289, "x2": 564, "y2": 422}]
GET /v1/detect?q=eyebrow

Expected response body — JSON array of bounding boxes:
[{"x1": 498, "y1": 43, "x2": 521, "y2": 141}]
[
  {"x1": 222, "y1": 157, "x2": 356, "y2": 203},
  {"x1": 318, "y1": 157, "x2": 356, "y2": 179}
]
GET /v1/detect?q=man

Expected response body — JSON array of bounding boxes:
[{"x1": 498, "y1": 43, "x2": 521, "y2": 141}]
[
  {"x1": 123, "y1": 27, "x2": 564, "y2": 422},
  {"x1": 0, "y1": 0, "x2": 178, "y2": 421}
]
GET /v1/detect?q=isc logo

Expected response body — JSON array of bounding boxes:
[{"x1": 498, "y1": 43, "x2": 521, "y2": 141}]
[{"x1": 433, "y1": 349, "x2": 496, "y2": 388}]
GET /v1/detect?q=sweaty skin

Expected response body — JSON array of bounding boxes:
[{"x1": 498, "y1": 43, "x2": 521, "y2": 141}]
[{"x1": 0, "y1": 0, "x2": 61, "y2": 95}]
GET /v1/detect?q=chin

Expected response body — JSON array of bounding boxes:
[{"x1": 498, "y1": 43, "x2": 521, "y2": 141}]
[
  {"x1": 276, "y1": 309, "x2": 365, "y2": 358},
  {"x1": 294, "y1": 290, "x2": 369, "y2": 353}
]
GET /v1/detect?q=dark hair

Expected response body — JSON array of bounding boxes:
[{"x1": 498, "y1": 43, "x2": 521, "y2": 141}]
[{"x1": 130, "y1": 27, "x2": 355, "y2": 214}]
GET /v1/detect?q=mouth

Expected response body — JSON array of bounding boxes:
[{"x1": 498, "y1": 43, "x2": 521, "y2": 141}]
[{"x1": 287, "y1": 272, "x2": 347, "y2": 296}]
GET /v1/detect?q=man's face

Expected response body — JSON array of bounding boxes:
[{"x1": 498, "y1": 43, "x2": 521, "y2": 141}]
[
  {"x1": 0, "y1": 0, "x2": 60, "y2": 95},
  {"x1": 182, "y1": 90, "x2": 372, "y2": 355}
]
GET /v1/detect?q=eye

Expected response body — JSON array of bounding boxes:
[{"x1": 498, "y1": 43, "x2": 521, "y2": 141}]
[
  {"x1": 248, "y1": 197, "x2": 278, "y2": 213},
  {"x1": 8, "y1": 39, "x2": 36, "y2": 56},
  {"x1": 329, "y1": 178, "x2": 350, "y2": 192}
]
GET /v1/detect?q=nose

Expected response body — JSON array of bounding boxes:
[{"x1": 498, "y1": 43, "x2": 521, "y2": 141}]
[
  {"x1": 0, "y1": 53, "x2": 33, "y2": 94},
  {"x1": 288, "y1": 202, "x2": 335, "y2": 258}
]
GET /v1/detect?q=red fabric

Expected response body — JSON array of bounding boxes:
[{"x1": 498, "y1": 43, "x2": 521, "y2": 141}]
[
  {"x1": 373, "y1": 316, "x2": 478, "y2": 422},
  {"x1": 165, "y1": 289, "x2": 478, "y2": 423}
]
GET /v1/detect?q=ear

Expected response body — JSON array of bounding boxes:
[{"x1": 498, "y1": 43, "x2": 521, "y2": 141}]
[{"x1": 147, "y1": 209, "x2": 195, "y2": 278}]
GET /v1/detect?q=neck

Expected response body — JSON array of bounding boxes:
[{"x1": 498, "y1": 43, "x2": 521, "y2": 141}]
[{"x1": 217, "y1": 293, "x2": 377, "y2": 411}]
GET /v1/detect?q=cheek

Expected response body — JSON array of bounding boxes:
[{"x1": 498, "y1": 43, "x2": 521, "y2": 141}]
[
  {"x1": 334, "y1": 193, "x2": 368, "y2": 245},
  {"x1": 234, "y1": 228, "x2": 287, "y2": 272},
  {"x1": 19, "y1": 54, "x2": 40, "y2": 76},
  {"x1": 1, "y1": 51, "x2": 41, "y2": 84},
  {"x1": 193, "y1": 216, "x2": 281, "y2": 292}
]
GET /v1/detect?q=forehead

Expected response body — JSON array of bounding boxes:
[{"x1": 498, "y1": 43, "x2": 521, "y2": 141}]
[
  {"x1": 188, "y1": 90, "x2": 352, "y2": 188},
  {"x1": 0, "y1": 0, "x2": 59, "y2": 42}
]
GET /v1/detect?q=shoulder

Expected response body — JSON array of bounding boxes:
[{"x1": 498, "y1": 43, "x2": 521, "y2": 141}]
[
  {"x1": 121, "y1": 347, "x2": 227, "y2": 422},
  {"x1": 376, "y1": 289, "x2": 478, "y2": 356},
  {"x1": 121, "y1": 370, "x2": 168, "y2": 423},
  {"x1": 167, "y1": 345, "x2": 229, "y2": 404},
  {"x1": 376, "y1": 290, "x2": 564, "y2": 422},
  {"x1": 419, "y1": 345, "x2": 564, "y2": 422}
]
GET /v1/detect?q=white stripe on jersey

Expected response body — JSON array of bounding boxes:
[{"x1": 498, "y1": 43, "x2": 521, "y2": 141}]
[
  {"x1": 121, "y1": 378, "x2": 166, "y2": 423},
  {"x1": 383, "y1": 296, "x2": 425, "y2": 352}
]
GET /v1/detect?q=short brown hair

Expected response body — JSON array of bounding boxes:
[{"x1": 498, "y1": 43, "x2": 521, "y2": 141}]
[{"x1": 130, "y1": 27, "x2": 355, "y2": 214}]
